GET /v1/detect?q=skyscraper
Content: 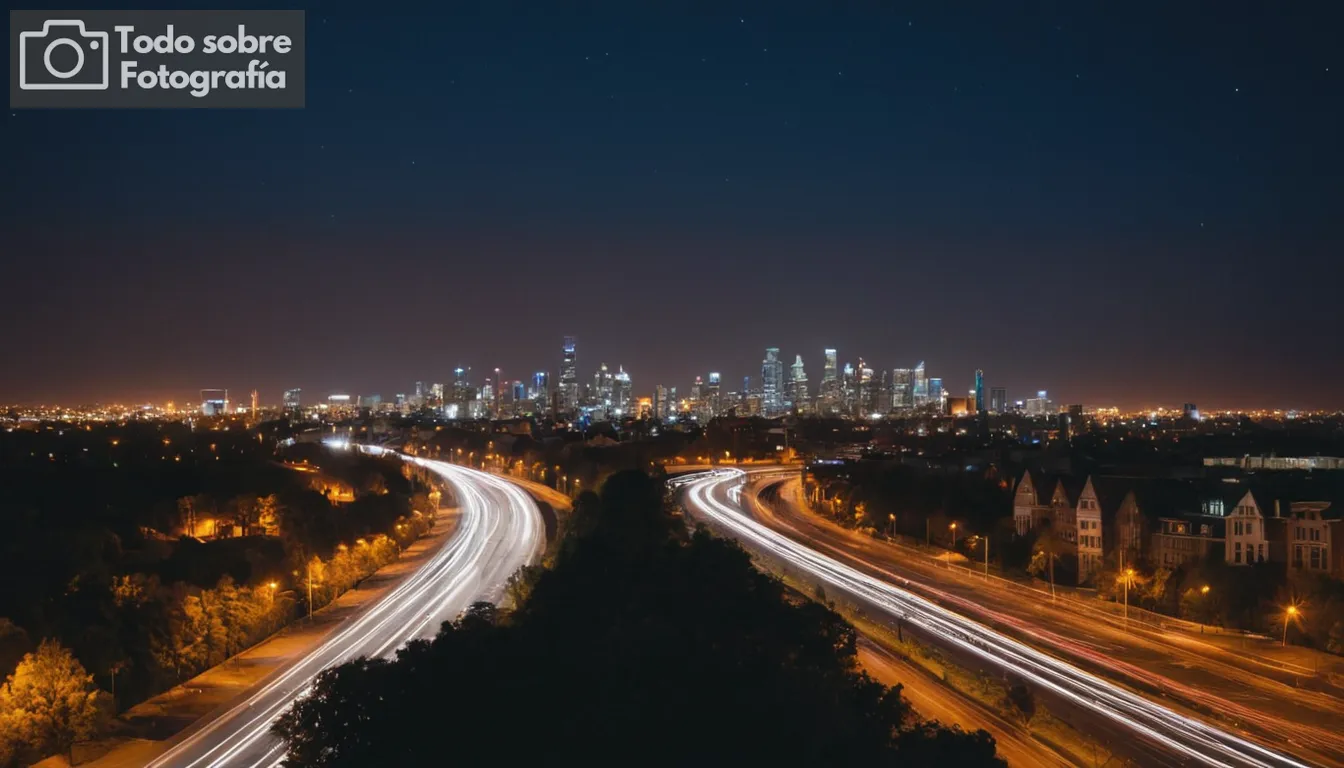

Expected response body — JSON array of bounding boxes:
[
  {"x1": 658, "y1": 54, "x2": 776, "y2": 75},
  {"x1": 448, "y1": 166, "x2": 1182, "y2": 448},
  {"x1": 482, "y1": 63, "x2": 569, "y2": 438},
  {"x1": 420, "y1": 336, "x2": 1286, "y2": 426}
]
[
  {"x1": 913, "y1": 361, "x2": 928, "y2": 406},
  {"x1": 532, "y1": 371, "x2": 550, "y2": 412},
  {"x1": 283, "y1": 388, "x2": 302, "y2": 411},
  {"x1": 654, "y1": 384, "x2": 667, "y2": 421},
  {"x1": 974, "y1": 369, "x2": 985, "y2": 414},
  {"x1": 928, "y1": 377, "x2": 944, "y2": 407},
  {"x1": 614, "y1": 366, "x2": 632, "y2": 413},
  {"x1": 761, "y1": 347, "x2": 784, "y2": 415},
  {"x1": 790, "y1": 355, "x2": 808, "y2": 413},
  {"x1": 452, "y1": 367, "x2": 472, "y2": 409},
  {"x1": 823, "y1": 349, "x2": 837, "y2": 382},
  {"x1": 990, "y1": 387, "x2": 1007, "y2": 414},
  {"x1": 707, "y1": 372, "x2": 721, "y2": 416},
  {"x1": 594, "y1": 363, "x2": 614, "y2": 413},
  {"x1": 891, "y1": 368, "x2": 913, "y2": 410},
  {"x1": 560, "y1": 336, "x2": 578, "y2": 411}
]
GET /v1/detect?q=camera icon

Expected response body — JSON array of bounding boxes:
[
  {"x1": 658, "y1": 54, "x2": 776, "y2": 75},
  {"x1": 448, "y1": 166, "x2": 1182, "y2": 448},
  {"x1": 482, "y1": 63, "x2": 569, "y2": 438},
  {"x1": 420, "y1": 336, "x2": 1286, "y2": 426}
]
[{"x1": 18, "y1": 20, "x2": 109, "y2": 90}]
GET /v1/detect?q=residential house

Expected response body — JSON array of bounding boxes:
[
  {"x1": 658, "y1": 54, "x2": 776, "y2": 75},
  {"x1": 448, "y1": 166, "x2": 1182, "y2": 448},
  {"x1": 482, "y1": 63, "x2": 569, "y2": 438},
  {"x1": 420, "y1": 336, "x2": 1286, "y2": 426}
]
[
  {"x1": 1050, "y1": 477, "x2": 1081, "y2": 552},
  {"x1": 1073, "y1": 477, "x2": 1106, "y2": 581},
  {"x1": 1091, "y1": 476, "x2": 1150, "y2": 569},
  {"x1": 1012, "y1": 469, "x2": 1054, "y2": 535},
  {"x1": 1152, "y1": 516, "x2": 1224, "y2": 570},
  {"x1": 1224, "y1": 489, "x2": 1287, "y2": 566},
  {"x1": 1287, "y1": 502, "x2": 1343, "y2": 576}
]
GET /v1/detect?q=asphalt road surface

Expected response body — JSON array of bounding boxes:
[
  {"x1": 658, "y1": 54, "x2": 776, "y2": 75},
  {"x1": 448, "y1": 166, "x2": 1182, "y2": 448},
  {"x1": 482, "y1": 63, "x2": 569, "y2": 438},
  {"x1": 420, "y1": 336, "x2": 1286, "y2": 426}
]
[
  {"x1": 677, "y1": 468, "x2": 1314, "y2": 768},
  {"x1": 146, "y1": 456, "x2": 545, "y2": 768}
]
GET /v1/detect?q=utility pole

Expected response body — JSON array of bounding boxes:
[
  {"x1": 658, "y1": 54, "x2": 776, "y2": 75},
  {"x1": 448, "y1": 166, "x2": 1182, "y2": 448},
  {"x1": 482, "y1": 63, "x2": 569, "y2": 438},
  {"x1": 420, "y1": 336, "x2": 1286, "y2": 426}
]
[
  {"x1": 307, "y1": 560, "x2": 314, "y2": 621},
  {"x1": 984, "y1": 535, "x2": 990, "y2": 582}
]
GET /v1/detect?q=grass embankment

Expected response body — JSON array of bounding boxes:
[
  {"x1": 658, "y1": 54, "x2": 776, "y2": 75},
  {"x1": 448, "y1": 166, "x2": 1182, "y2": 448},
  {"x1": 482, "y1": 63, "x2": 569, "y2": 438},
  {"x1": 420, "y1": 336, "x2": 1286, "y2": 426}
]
[{"x1": 762, "y1": 560, "x2": 1124, "y2": 766}]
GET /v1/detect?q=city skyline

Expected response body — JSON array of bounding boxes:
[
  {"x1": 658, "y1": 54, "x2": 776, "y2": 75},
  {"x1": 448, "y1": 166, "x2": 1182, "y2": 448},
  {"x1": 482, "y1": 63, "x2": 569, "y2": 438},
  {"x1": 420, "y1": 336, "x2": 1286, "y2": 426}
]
[
  {"x1": 0, "y1": 333, "x2": 1323, "y2": 414},
  {"x1": 5, "y1": 4, "x2": 1340, "y2": 409}
]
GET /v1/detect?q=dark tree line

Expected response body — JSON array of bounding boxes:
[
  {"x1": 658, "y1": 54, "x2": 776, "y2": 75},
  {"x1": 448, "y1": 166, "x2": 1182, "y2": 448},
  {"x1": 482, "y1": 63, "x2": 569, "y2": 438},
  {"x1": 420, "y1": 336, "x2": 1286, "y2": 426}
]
[
  {"x1": 274, "y1": 471, "x2": 1005, "y2": 767},
  {"x1": 0, "y1": 424, "x2": 433, "y2": 721}
]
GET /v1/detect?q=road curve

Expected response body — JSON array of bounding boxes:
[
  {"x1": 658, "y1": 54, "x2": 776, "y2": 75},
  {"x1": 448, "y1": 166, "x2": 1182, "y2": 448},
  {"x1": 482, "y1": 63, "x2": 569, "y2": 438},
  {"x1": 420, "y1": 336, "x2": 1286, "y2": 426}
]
[
  {"x1": 147, "y1": 455, "x2": 545, "y2": 768},
  {"x1": 678, "y1": 468, "x2": 1309, "y2": 768}
]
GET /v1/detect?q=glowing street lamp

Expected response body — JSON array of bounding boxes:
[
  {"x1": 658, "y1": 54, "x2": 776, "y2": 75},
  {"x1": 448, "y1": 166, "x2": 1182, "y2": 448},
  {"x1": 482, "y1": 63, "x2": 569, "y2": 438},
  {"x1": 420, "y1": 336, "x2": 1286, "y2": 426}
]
[
  {"x1": 1121, "y1": 568, "x2": 1136, "y2": 621},
  {"x1": 1283, "y1": 604, "x2": 1300, "y2": 647}
]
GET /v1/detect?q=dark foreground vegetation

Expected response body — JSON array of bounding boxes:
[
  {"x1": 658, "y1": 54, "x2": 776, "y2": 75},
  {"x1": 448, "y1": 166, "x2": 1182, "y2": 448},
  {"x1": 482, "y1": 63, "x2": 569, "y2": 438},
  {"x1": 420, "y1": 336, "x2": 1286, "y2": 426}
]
[
  {"x1": 0, "y1": 421, "x2": 438, "y2": 764},
  {"x1": 274, "y1": 471, "x2": 1004, "y2": 766}
]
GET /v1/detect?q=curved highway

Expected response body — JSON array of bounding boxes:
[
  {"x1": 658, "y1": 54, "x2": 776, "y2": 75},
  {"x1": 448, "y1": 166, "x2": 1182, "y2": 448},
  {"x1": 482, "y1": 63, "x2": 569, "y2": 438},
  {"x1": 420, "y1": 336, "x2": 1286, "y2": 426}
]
[
  {"x1": 679, "y1": 468, "x2": 1310, "y2": 768},
  {"x1": 147, "y1": 456, "x2": 545, "y2": 768}
]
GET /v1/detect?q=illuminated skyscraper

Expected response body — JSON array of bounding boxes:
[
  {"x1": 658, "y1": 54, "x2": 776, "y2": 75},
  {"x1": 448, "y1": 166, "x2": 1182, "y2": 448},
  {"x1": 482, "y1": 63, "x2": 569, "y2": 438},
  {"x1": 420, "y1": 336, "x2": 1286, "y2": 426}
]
[
  {"x1": 891, "y1": 368, "x2": 913, "y2": 409},
  {"x1": 707, "y1": 372, "x2": 721, "y2": 415},
  {"x1": 974, "y1": 369, "x2": 985, "y2": 414},
  {"x1": 283, "y1": 388, "x2": 301, "y2": 411},
  {"x1": 654, "y1": 384, "x2": 668, "y2": 420},
  {"x1": 1025, "y1": 390, "x2": 1053, "y2": 417},
  {"x1": 913, "y1": 361, "x2": 928, "y2": 406},
  {"x1": 761, "y1": 347, "x2": 784, "y2": 415},
  {"x1": 790, "y1": 355, "x2": 808, "y2": 413},
  {"x1": 452, "y1": 367, "x2": 472, "y2": 408},
  {"x1": 560, "y1": 336, "x2": 578, "y2": 411},
  {"x1": 594, "y1": 363, "x2": 614, "y2": 411},
  {"x1": 614, "y1": 366, "x2": 632, "y2": 413},
  {"x1": 928, "y1": 377, "x2": 943, "y2": 407},
  {"x1": 823, "y1": 349, "x2": 837, "y2": 382}
]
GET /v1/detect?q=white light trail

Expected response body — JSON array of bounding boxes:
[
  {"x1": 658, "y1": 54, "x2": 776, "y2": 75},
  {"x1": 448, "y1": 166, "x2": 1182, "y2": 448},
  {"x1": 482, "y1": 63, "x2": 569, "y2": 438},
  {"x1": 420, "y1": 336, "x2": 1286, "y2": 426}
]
[
  {"x1": 147, "y1": 457, "x2": 543, "y2": 768},
  {"x1": 683, "y1": 469, "x2": 1308, "y2": 768}
]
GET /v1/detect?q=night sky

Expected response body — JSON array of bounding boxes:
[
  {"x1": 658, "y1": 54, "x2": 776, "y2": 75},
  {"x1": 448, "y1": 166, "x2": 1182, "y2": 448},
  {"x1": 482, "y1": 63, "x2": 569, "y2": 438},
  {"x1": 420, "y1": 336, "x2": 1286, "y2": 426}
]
[{"x1": 4, "y1": 2, "x2": 1342, "y2": 409}]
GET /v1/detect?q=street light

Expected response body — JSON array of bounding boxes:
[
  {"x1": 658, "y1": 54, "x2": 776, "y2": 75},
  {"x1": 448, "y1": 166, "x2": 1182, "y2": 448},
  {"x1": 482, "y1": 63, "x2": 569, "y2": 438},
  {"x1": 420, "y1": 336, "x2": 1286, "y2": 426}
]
[
  {"x1": 1121, "y1": 568, "x2": 1135, "y2": 621},
  {"x1": 981, "y1": 535, "x2": 990, "y2": 582},
  {"x1": 949, "y1": 522, "x2": 958, "y2": 549},
  {"x1": 888, "y1": 513, "x2": 895, "y2": 538},
  {"x1": 1284, "y1": 605, "x2": 1300, "y2": 647}
]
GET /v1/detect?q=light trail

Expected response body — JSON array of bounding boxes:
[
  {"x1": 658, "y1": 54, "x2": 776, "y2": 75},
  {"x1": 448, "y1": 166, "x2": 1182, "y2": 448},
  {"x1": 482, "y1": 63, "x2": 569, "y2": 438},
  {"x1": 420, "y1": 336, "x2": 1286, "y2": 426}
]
[
  {"x1": 681, "y1": 469, "x2": 1309, "y2": 768},
  {"x1": 146, "y1": 457, "x2": 544, "y2": 768}
]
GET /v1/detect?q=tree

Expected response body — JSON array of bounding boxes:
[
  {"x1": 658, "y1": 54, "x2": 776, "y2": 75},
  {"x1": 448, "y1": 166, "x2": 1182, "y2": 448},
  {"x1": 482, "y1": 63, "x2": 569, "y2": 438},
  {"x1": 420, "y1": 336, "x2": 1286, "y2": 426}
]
[
  {"x1": 0, "y1": 639, "x2": 111, "y2": 764},
  {"x1": 257, "y1": 494, "x2": 282, "y2": 537},
  {"x1": 504, "y1": 565, "x2": 544, "y2": 609},
  {"x1": 1028, "y1": 528, "x2": 1064, "y2": 599},
  {"x1": 1004, "y1": 679, "x2": 1036, "y2": 726},
  {"x1": 273, "y1": 470, "x2": 1006, "y2": 767}
]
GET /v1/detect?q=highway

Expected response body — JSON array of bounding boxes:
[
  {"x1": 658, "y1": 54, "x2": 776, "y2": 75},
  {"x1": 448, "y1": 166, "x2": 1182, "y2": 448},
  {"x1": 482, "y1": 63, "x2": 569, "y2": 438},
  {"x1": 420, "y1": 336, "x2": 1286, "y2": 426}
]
[
  {"x1": 749, "y1": 471, "x2": 1344, "y2": 765},
  {"x1": 146, "y1": 456, "x2": 545, "y2": 768},
  {"x1": 678, "y1": 468, "x2": 1312, "y2": 768}
]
